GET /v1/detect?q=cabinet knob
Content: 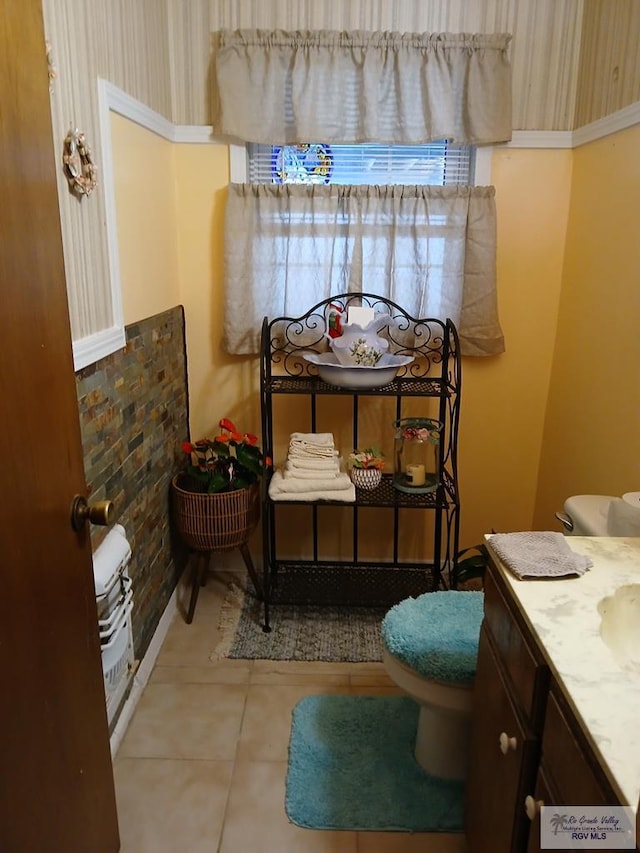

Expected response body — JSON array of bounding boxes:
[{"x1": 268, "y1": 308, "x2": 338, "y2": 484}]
[
  {"x1": 524, "y1": 795, "x2": 544, "y2": 821},
  {"x1": 499, "y1": 731, "x2": 518, "y2": 754}
]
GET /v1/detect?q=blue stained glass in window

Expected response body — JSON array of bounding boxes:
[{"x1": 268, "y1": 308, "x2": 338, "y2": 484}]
[{"x1": 272, "y1": 144, "x2": 333, "y2": 184}]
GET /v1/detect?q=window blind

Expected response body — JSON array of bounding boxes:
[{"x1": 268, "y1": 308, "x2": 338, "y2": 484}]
[{"x1": 248, "y1": 142, "x2": 474, "y2": 186}]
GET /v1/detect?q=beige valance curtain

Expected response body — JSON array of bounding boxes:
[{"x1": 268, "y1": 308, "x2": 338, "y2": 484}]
[
  {"x1": 223, "y1": 183, "x2": 504, "y2": 357},
  {"x1": 212, "y1": 29, "x2": 512, "y2": 145}
]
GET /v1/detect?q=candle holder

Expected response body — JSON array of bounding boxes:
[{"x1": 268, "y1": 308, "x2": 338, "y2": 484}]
[{"x1": 393, "y1": 417, "x2": 441, "y2": 494}]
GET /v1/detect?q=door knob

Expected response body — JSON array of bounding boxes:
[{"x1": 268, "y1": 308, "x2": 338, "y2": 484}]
[{"x1": 70, "y1": 495, "x2": 115, "y2": 532}]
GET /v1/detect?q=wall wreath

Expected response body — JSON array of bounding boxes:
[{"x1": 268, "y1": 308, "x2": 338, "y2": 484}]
[{"x1": 62, "y1": 128, "x2": 97, "y2": 197}]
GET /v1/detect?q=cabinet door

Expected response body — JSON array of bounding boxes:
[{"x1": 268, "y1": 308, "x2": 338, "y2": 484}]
[
  {"x1": 466, "y1": 624, "x2": 538, "y2": 853},
  {"x1": 525, "y1": 766, "x2": 556, "y2": 853}
]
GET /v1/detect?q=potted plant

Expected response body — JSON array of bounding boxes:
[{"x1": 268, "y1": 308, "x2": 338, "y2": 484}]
[
  {"x1": 171, "y1": 417, "x2": 271, "y2": 553},
  {"x1": 348, "y1": 446, "x2": 385, "y2": 490}
]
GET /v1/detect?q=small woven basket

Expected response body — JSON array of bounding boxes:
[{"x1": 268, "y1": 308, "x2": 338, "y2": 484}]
[{"x1": 171, "y1": 475, "x2": 260, "y2": 552}]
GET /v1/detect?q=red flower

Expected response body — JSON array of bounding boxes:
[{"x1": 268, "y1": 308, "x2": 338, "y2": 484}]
[{"x1": 179, "y1": 418, "x2": 267, "y2": 494}]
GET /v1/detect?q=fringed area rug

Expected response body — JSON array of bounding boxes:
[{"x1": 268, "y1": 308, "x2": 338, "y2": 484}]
[
  {"x1": 286, "y1": 695, "x2": 464, "y2": 831},
  {"x1": 212, "y1": 582, "x2": 385, "y2": 662}
]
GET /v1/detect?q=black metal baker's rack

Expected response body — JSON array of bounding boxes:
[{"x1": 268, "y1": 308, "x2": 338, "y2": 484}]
[{"x1": 259, "y1": 293, "x2": 461, "y2": 631}]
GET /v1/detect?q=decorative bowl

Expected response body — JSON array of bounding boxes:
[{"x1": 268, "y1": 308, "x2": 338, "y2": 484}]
[
  {"x1": 302, "y1": 352, "x2": 414, "y2": 390},
  {"x1": 350, "y1": 467, "x2": 383, "y2": 490}
]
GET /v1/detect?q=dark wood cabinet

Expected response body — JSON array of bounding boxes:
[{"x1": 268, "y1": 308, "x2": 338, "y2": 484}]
[
  {"x1": 468, "y1": 558, "x2": 639, "y2": 852},
  {"x1": 466, "y1": 623, "x2": 539, "y2": 852},
  {"x1": 466, "y1": 567, "x2": 547, "y2": 853}
]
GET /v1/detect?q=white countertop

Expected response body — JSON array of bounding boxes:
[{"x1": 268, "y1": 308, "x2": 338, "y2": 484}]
[{"x1": 485, "y1": 535, "x2": 640, "y2": 813}]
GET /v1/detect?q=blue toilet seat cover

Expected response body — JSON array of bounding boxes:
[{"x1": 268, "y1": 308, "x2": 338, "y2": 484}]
[{"x1": 381, "y1": 590, "x2": 484, "y2": 685}]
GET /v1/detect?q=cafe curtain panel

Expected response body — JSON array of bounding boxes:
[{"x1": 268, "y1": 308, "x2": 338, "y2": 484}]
[
  {"x1": 223, "y1": 183, "x2": 504, "y2": 357},
  {"x1": 211, "y1": 29, "x2": 512, "y2": 145}
]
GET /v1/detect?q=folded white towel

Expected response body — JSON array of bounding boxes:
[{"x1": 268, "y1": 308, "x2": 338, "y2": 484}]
[
  {"x1": 287, "y1": 456, "x2": 341, "y2": 471},
  {"x1": 269, "y1": 469, "x2": 352, "y2": 494},
  {"x1": 290, "y1": 432, "x2": 335, "y2": 446},
  {"x1": 289, "y1": 432, "x2": 337, "y2": 459},
  {"x1": 289, "y1": 443, "x2": 337, "y2": 457},
  {"x1": 284, "y1": 462, "x2": 340, "y2": 480},
  {"x1": 489, "y1": 531, "x2": 593, "y2": 580},
  {"x1": 269, "y1": 470, "x2": 355, "y2": 503}
]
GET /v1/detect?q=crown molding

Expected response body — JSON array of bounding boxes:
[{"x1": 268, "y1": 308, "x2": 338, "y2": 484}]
[
  {"x1": 572, "y1": 101, "x2": 640, "y2": 147},
  {"x1": 504, "y1": 130, "x2": 574, "y2": 149}
]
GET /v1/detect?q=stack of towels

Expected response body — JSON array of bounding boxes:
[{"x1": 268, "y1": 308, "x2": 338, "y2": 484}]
[{"x1": 268, "y1": 432, "x2": 356, "y2": 502}]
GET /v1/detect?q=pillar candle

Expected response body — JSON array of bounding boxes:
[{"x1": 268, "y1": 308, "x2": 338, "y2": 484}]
[{"x1": 406, "y1": 464, "x2": 426, "y2": 486}]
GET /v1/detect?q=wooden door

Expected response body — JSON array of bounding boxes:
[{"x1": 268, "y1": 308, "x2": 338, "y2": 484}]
[{"x1": 0, "y1": 2, "x2": 120, "y2": 851}]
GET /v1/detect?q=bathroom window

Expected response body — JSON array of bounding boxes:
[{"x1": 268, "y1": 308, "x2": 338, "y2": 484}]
[
  {"x1": 248, "y1": 141, "x2": 474, "y2": 186},
  {"x1": 224, "y1": 140, "x2": 502, "y2": 358}
]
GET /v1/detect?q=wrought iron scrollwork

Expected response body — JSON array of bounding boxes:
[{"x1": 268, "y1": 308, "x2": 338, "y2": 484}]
[{"x1": 264, "y1": 293, "x2": 456, "y2": 380}]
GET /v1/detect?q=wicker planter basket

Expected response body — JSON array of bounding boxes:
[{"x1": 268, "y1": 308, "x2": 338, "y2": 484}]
[{"x1": 171, "y1": 475, "x2": 260, "y2": 552}]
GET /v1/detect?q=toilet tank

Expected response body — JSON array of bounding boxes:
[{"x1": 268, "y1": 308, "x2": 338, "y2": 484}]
[{"x1": 556, "y1": 494, "x2": 614, "y2": 536}]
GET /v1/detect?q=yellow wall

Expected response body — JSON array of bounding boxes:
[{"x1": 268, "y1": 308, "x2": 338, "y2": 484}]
[
  {"x1": 168, "y1": 142, "x2": 573, "y2": 551},
  {"x1": 534, "y1": 125, "x2": 640, "y2": 527},
  {"x1": 122, "y1": 114, "x2": 640, "y2": 557},
  {"x1": 457, "y1": 148, "x2": 573, "y2": 545},
  {"x1": 110, "y1": 114, "x2": 180, "y2": 324},
  {"x1": 173, "y1": 144, "x2": 262, "y2": 441}
]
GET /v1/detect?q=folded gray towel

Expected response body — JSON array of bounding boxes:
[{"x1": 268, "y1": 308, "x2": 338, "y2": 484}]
[{"x1": 488, "y1": 531, "x2": 593, "y2": 579}]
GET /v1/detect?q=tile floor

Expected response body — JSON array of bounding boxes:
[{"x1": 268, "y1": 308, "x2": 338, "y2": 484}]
[{"x1": 113, "y1": 568, "x2": 469, "y2": 852}]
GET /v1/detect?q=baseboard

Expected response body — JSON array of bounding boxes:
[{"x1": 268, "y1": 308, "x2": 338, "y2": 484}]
[{"x1": 109, "y1": 585, "x2": 178, "y2": 757}]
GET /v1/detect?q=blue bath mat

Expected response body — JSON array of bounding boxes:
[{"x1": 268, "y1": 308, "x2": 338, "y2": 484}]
[{"x1": 285, "y1": 695, "x2": 464, "y2": 832}]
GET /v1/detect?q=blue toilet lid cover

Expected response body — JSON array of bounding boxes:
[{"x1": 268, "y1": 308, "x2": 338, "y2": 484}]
[{"x1": 381, "y1": 590, "x2": 484, "y2": 685}]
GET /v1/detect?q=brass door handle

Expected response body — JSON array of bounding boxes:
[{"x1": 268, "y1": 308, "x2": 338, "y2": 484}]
[{"x1": 70, "y1": 495, "x2": 115, "y2": 532}]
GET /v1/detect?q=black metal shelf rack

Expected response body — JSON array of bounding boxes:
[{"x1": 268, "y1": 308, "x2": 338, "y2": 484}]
[{"x1": 259, "y1": 293, "x2": 461, "y2": 631}]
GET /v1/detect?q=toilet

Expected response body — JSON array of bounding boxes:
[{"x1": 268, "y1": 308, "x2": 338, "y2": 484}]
[
  {"x1": 381, "y1": 590, "x2": 484, "y2": 781},
  {"x1": 556, "y1": 494, "x2": 614, "y2": 535},
  {"x1": 557, "y1": 493, "x2": 640, "y2": 537}
]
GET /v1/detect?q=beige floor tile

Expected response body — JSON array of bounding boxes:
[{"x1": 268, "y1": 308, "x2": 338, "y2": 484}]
[
  {"x1": 349, "y1": 664, "x2": 397, "y2": 688},
  {"x1": 113, "y1": 757, "x2": 233, "y2": 853},
  {"x1": 345, "y1": 661, "x2": 387, "y2": 676},
  {"x1": 357, "y1": 831, "x2": 468, "y2": 852},
  {"x1": 150, "y1": 661, "x2": 252, "y2": 685},
  {"x1": 155, "y1": 572, "x2": 237, "y2": 667},
  {"x1": 349, "y1": 685, "x2": 403, "y2": 696},
  {"x1": 250, "y1": 660, "x2": 351, "y2": 687},
  {"x1": 118, "y1": 681, "x2": 247, "y2": 760},
  {"x1": 220, "y1": 759, "x2": 358, "y2": 853},
  {"x1": 237, "y1": 683, "x2": 347, "y2": 762}
]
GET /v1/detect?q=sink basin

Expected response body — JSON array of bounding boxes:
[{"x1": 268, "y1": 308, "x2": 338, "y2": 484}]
[{"x1": 597, "y1": 584, "x2": 640, "y2": 672}]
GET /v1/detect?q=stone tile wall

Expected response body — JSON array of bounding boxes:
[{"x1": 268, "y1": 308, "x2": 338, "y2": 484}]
[{"x1": 76, "y1": 306, "x2": 190, "y2": 659}]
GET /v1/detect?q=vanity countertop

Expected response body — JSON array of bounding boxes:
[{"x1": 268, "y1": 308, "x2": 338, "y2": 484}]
[{"x1": 485, "y1": 535, "x2": 640, "y2": 814}]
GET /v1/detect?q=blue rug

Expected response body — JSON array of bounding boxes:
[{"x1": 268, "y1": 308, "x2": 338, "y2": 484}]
[{"x1": 285, "y1": 695, "x2": 464, "y2": 832}]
